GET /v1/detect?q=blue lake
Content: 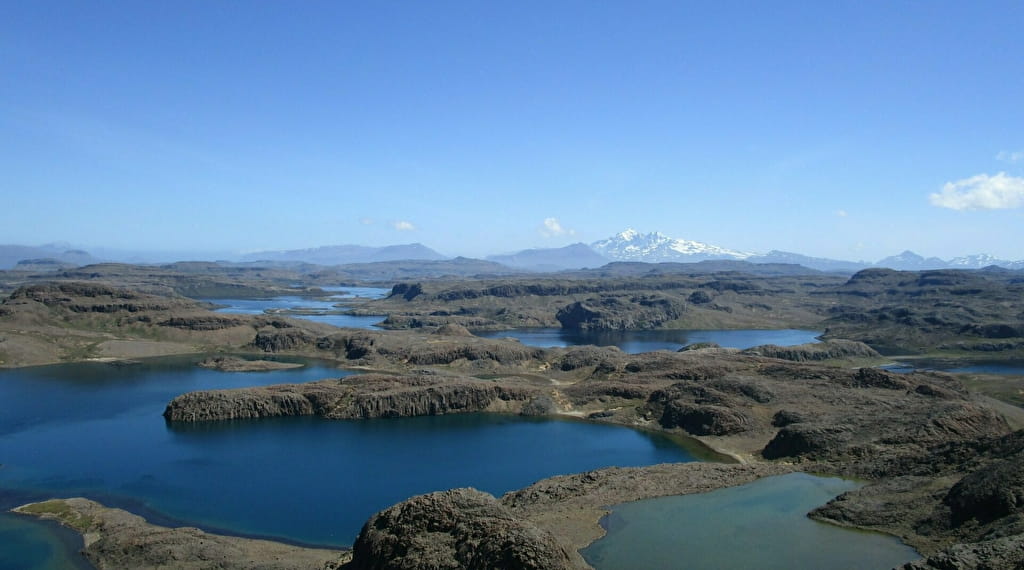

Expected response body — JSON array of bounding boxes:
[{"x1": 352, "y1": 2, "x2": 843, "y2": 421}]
[
  {"x1": 474, "y1": 328, "x2": 822, "y2": 354},
  {"x1": 203, "y1": 286, "x2": 390, "y2": 329},
  {"x1": 201, "y1": 288, "x2": 821, "y2": 354},
  {"x1": 582, "y1": 472, "x2": 920, "y2": 569},
  {"x1": 883, "y1": 360, "x2": 1024, "y2": 376},
  {"x1": 0, "y1": 356, "x2": 697, "y2": 567}
]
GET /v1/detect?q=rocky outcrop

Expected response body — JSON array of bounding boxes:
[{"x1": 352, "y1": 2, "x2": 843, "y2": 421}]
[
  {"x1": 345, "y1": 488, "x2": 576, "y2": 570},
  {"x1": 159, "y1": 316, "x2": 246, "y2": 330},
  {"x1": 197, "y1": 356, "x2": 304, "y2": 371},
  {"x1": 659, "y1": 401, "x2": 755, "y2": 436},
  {"x1": 555, "y1": 294, "x2": 685, "y2": 330},
  {"x1": 432, "y1": 323, "x2": 475, "y2": 337},
  {"x1": 253, "y1": 328, "x2": 319, "y2": 352},
  {"x1": 945, "y1": 452, "x2": 1024, "y2": 525},
  {"x1": 164, "y1": 374, "x2": 544, "y2": 422},
  {"x1": 762, "y1": 424, "x2": 853, "y2": 459},
  {"x1": 808, "y1": 429, "x2": 1024, "y2": 560},
  {"x1": 900, "y1": 534, "x2": 1024, "y2": 569},
  {"x1": 740, "y1": 339, "x2": 879, "y2": 361}
]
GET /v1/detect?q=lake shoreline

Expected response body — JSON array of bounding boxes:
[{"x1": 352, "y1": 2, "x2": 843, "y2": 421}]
[{"x1": 12, "y1": 463, "x2": 794, "y2": 570}]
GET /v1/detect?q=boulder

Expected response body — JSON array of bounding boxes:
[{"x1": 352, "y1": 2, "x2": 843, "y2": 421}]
[
  {"x1": 660, "y1": 401, "x2": 754, "y2": 436},
  {"x1": 346, "y1": 488, "x2": 575, "y2": 570},
  {"x1": 945, "y1": 452, "x2": 1024, "y2": 525},
  {"x1": 762, "y1": 424, "x2": 852, "y2": 459}
]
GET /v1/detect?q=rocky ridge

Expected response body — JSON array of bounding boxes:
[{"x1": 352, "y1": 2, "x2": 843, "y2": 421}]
[{"x1": 164, "y1": 373, "x2": 546, "y2": 422}]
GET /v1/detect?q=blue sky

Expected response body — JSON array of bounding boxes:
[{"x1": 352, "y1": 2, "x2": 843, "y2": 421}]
[{"x1": 3, "y1": 1, "x2": 1024, "y2": 261}]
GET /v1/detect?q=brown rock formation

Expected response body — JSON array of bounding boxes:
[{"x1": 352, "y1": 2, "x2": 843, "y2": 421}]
[{"x1": 345, "y1": 488, "x2": 577, "y2": 570}]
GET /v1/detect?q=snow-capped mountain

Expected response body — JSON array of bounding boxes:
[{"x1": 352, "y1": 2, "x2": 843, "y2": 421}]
[
  {"x1": 948, "y1": 254, "x2": 1014, "y2": 269},
  {"x1": 591, "y1": 229, "x2": 753, "y2": 263}
]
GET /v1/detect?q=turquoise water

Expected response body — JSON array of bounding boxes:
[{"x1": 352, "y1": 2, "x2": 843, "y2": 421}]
[
  {"x1": 0, "y1": 357, "x2": 696, "y2": 566},
  {"x1": 475, "y1": 328, "x2": 822, "y2": 353},
  {"x1": 0, "y1": 514, "x2": 91, "y2": 570},
  {"x1": 582, "y1": 472, "x2": 919, "y2": 569}
]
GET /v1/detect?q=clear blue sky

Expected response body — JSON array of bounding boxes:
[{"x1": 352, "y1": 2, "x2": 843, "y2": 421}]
[{"x1": 3, "y1": 1, "x2": 1024, "y2": 261}]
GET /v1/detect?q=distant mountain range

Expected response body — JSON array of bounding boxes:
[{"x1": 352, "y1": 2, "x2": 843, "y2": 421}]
[
  {"x1": 486, "y1": 243, "x2": 609, "y2": 271},
  {"x1": 238, "y1": 243, "x2": 447, "y2": 265},
  {"x1": 3, "y1": 230, "x2": 1024, "y2": 273},
  {"x1": 0, "y1": 243, "x2": 98, "y2": 270},
  {"x1": 488, "y1": 230, "x2": 1024, "y2": 272}
]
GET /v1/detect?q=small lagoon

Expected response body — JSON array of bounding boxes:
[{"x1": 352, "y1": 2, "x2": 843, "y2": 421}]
[{"x1": 582, "y1": 472, "x2": 920, "y2": 569}]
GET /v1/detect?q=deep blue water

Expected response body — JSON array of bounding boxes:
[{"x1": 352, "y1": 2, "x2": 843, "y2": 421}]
[
  {"x1": 0, "y1": 356, "x2": 696, "y2": 567},
  {"x1": 203, "y1": 286, "x2": 390, "y2": 329},
  {"x1": 582, "y1": 472, "x2": 920, "y2": 569},
  {"x1": 475, "y1": 328, "x2": 822, "y2": 353}
]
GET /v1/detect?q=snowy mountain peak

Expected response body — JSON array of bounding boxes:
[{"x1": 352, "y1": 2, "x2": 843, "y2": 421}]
[
  {"x1": 948, "y1": 253, "x2": 1007, "y2": 268},
  {"x1": 592, "y1": 229, "x2": 753, "y2": 263}
]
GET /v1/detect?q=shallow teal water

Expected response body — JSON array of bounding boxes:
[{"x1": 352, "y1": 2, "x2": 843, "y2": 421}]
[
  {"x1": 0, "y1": 513, "x2": 92, "y2": 570},
  {"x1": 582, "y1": 472, "x2": 919, "y2": 570},
  {"x1": 475, "y1": 328, "x2": 822, "y2": 353},
  {"x1": 0, "y1": 356, "x2": 697, "y2": 566}
]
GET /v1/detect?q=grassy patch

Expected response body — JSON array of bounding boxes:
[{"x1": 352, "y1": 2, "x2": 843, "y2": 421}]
[
  {"x1": 60, "y1": 340, "x2": 101, "y2": 361},
  {"x1": 18, "y1": 500, "x2": 96, "y2": 532},
  {"x1": 958, "y1": 374, "x2": 1024, "y2": 408}
]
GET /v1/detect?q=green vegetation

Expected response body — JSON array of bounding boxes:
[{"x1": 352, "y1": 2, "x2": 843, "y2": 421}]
[{"x1": 17, "y1": 500, "x2": 96, "y2": 532}]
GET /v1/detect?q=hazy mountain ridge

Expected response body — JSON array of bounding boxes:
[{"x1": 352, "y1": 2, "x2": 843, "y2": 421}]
[
  {"x1": 486, "y1": 243, "x2": 609, "y2": 271},
  {"x1": 238, "y1": 243, "x2": 446, "y2": 265},
  {"x1": 3, "y1": 232, "x2": 1024, "y2": 274},
  {"x1": 0, "y1": 244, "x2": 98, "y2": 269}
]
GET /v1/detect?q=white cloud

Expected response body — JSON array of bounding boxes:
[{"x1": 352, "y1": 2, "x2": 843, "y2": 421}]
[
  {"x1": 359, "y1": 217, "x2": 375, "y2": 225},
  {"x1": 836, "y1": 209, "x2": 848, "y2": 218},
  {"x1": 929, "y1": 172, "x2": 1024, "y2": 210},
  {"x1": 538, "y1": 217, "x2": 575, "y2": 238},
  {"x1": 996, "y1": 150, "x2": 1024, "y2": 163},
  {"x1": 391, "y1": 220, "x2": 416, "y2": 231}
]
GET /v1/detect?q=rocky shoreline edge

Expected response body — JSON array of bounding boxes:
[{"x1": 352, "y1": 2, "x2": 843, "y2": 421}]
[
  {"x1": 14, "y1": 341, "x2": 1024, "y2": 569},
  {"x1": 13, "y1": 462, "x2": 792, "y2": 570}
]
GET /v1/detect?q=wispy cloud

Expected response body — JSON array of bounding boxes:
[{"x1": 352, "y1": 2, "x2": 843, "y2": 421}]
[
  {"x1": 359, "y1": 217, "x2": 375, "y2": 225},
  {"x1": 929, "y1": 172, "x2": 1024, "y2": 210},
  {"x1": 836, "y1": 210, "x2": 848, "y2": 218},
  {"x1": 391, "y1": 220, "x2": 416, "y2": 231},
  {"x1": 538, "y1": 217, "x2": 575, "y2": 238},
  {"x1": 996, "y1": 150, "x2": 1024, "y2": 163}
]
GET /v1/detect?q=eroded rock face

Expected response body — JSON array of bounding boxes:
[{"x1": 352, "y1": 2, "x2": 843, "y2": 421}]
[
  {"x1": 660, "y1": 401, "x2": 754, "y2": 436},
  {"x1": 900, "y1": 534, "x2": 1024, "y2": 569},
  {"x1": 740, "y1": 339, "x2": 880, "y2": 362},
  {"x1": 346, "y1": 488, "x2": 575, "y2": 570},
  {"x1": 163, "y1": 375, "x2": 542, "y2": 422},
  {"x1": 762, "y1": 424, "x2": 853, "y2": 460},
  {"x1": 945, "y1": 452, "x2": 1024, "y2": 525},
  {"x1": 555, "y1": 294, "x2": 685, "y2": 330}
]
